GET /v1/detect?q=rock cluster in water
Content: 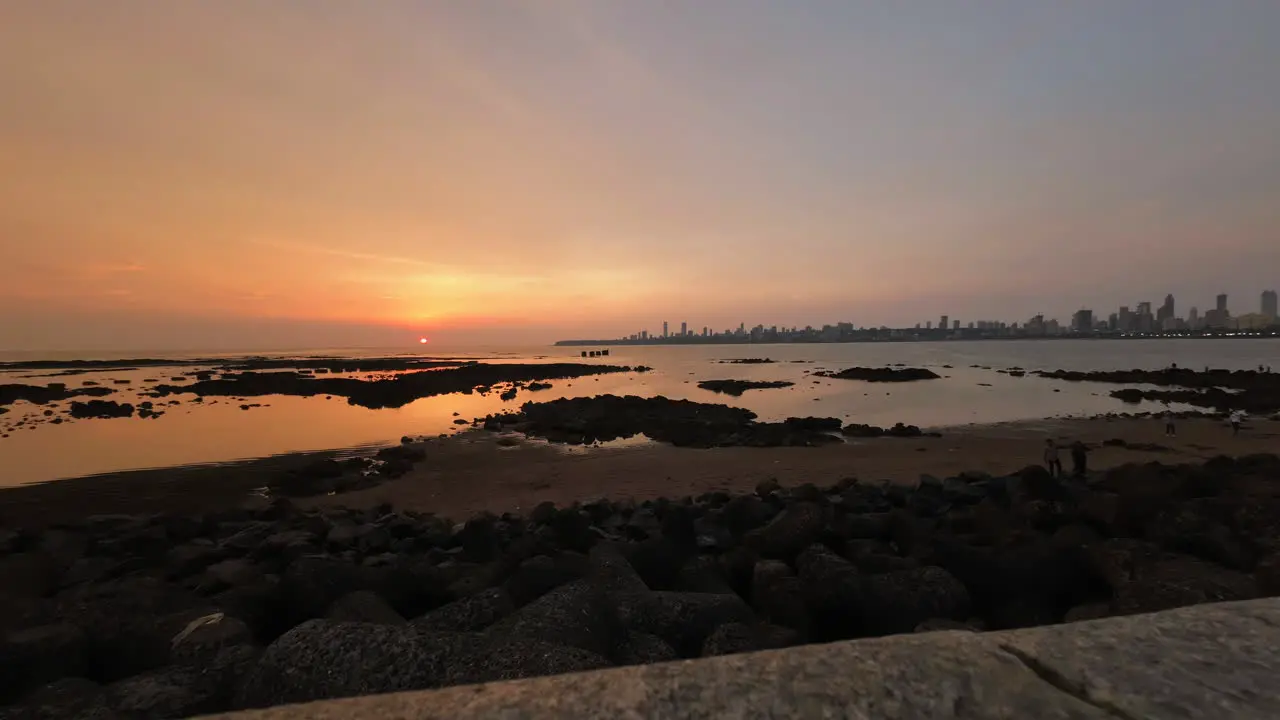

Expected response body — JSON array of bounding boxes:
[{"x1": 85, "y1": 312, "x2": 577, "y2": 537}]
[
  {"x1": 696, "y1": 380, "x2": 795, "y2": 396},
  {"x1": 147, "y1": 363, "x2": 648, "y2": 410},
  {"x1": 478, "y1": 395, "x2": 859, "y2": 448},
  {"x1": 1038, "y1": 368, "x2": 1280, "y2": 413},
  {"x1": 2, "y1": 453, "x2": 1278, "y2": 716},
  {"x1": 815, "y1": 367, "x2": 941, "y2": 382}
]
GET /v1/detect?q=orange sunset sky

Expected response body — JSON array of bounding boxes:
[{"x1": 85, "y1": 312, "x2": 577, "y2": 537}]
[{"x1": 2, "y1": 2, "x2": 1278, "y2": 351}]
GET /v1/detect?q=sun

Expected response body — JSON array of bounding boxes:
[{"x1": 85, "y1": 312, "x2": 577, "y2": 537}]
[{"x1": 419, "y1": 337, "x2": 429, "y2": 344}]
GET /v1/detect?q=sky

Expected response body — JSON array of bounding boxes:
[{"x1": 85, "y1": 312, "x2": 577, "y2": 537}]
[{"x1": 2, "y1": 1, "x2": 1279, "y2": 351}]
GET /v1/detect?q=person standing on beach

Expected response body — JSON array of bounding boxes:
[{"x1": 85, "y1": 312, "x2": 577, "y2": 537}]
[
  {"x1": 1162, "y1": 407, "x2": 1176, "y2": 437},
  {"x1": 1043, "y1": 439, "x2": 1062, "y2": 477},
  {"x1": 1230, "y1": 410, "x2": 1245, "y2": 436},
  {"x1": 1070, "y1": 441, "x2": 1088, "y2": 478}
]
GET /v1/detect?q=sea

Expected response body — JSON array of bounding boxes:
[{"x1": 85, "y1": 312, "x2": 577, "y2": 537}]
[{"x1": 2, "y1": 339, "x2": 1277, "y2": 486}]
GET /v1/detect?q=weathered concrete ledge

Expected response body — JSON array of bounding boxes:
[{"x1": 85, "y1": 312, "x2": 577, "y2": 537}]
[{"x1": 205, "y1": 598, "x2": 1280, "y2": 719}]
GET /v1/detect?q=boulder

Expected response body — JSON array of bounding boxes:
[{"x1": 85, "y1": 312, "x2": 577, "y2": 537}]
[
  {"x1": 106, "y1": 665, "x2": 223, "y2": 718},
  {"x1": 1112, "y1": 554, "x2": 1260, "y2": 616},
  {"x1": 744, "y1": 502, "x2": 827, "y2": 559},
  {"x1": 165, "y1": 544, "x2": 227, "y2": 580},
  {"x1": 701, "y1": 622, "x2": 798, "y2": 657},
  {"x1": 503, "y1": 553, "x2": 588, "y2": 606},
  {"x1": 202, "y1": 558, "x2": 266, "y2": 591},
  {"x1": 0, "y1": 552, "x2": 61, "y2": 599},
  {"x1": 169, "y1": 612, "x2": 254, "y2": 665},
  {"x1": 326, "y1": 591, "x2": 406, "y2": 625},
  {"x1": 856, "y1": 566, "x2": 971, "y2": 637},
  {"x1": 281, "y1": 556, "x2": 376, "y2": 625},
  {"x1": 235, "y1": 620, "x2": 611, "y2": 709},
  {"x1": 722, "y1": 494, "x2": 775, "y2": 536},
  {"x1": 677, "y1": 556, "x2": 737, "y2": 595},
  {"x1": 6, "y1": 677, "x2": 105, "y2": 718},
  {"x1": 613, "y1": 631, "x2": 678, "y2": 665},
  {"x1": 617, "y1": 591, "x2": 756, "y2": 658},
  {"x1": 483, "y1": 580, "x2": 614, "y2": 656},
  {"x1": 750, "y1": 560, "x2": 809, "y2": 638},
  {"x1": 0, "y1": 623, "x2": 89, "y2": 702},
  {"x1": 412, "y1": 587, "x2": 514, "y2": 632}
]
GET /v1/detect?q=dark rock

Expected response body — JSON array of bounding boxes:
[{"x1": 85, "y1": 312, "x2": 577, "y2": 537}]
[
  {"x1": 754, "y1": 478, "x2": 781, "y2": 498},
  {"x1": 618, "y1": 591, "x2": 756, "y2": 658},
  {"x1": 0, "y1": 623, "x2": 89, "y2": 702},
  {"x1": 165, "y1": 544, "x2": 227, "y2": 580},
  {"x1": 701, "y1": 622, "x2": 798, "y2": 657},
  {"x1": 455, "y1": 514, "x2": 500, "y2": 562},
  {"x1": 913, "y1": 618, "x2": 979, "y2": 633},
  {"x1": 750, "y1": 560, "x2": 809, "y2": 638},
  {"x1": 503, "y1": 553, "x2": 588, "y2": 606},
  {"x1": 0, "y1": 552, "x2": 62, "y2": 598},
  {"x1": 326, "y1": 591, "x2": 406, "y2": 625},
  {"x1": 68, "y1": 400, "x2": 135, "y2": 419},
  {"x1": 202, "y1": 558, "x2": 266, "y2": 591},
  {"x1": 677, "y1": 556, "x2": 737, "y2": 595},
  {"x1": 722, "y1": 494, "x2": 775, "y2": 536},
  {"x1": 169, "y1": 612, "x2": 255, "y2": 665},
  {"x1": 281, "y1": 556, "x2": 376, "y2": 625},
  {"x1": 240, "y1": 623, "x2": 613, "y2": 707},
  {"x1": 744, "y1": 502, "x2": 827, "y2": 559},
  {"x1": 613, "y1": 631, "x2": 678, "y2": 665},
  {"x1": 106, "y1": 665, "x2": 224, "y2": 718},
  {"x1": 412, "y1": 587, "x2": 513, "y2": 632},
  {"x1": 483, "y1": 580, "x2": 614, "y2": 656},
  {"x1": 214, "y1": 582, "x2": 288, "y2": 645},
  {"x1": 620, "y1": 537, "x2": 689, "y2": 591},
  {"x1": 697, "y1": 379, "x2": 794, "y2": 396},
  {"x1": 817, "y1": 367, "x2": 941, "y2": 382},
  {"x1": 8, "y1": 677, "x2": 105, "y2": 718}
]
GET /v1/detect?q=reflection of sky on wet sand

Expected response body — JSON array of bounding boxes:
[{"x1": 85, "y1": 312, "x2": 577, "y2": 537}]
[{"x1": 2, "y1": 339, "x2": 1277, "y2": 485}]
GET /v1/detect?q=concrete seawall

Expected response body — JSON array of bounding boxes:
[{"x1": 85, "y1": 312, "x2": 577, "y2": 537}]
[{"x1": 206, "y1": 598, "x2": 1280, "y2": 719}]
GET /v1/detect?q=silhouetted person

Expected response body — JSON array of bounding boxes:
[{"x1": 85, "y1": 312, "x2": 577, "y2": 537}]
[
  {"x1": 1162, "y1": 407, "x2": 1176, "y2": 437},
  {"x1": 1230, "y1": 410, "x2": 1244, "y2": 436},
  {"x1": 1070, "y1": 441, "x2": 1088, "y2": 478},
  {"x1": 1043, "y1": 439, "x2": 1062, "y2": 478}
]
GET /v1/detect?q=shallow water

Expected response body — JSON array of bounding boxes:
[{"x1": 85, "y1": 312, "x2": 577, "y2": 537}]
[{"x1": 1, "y1": 338, "x2": 1276, "y2": 485}]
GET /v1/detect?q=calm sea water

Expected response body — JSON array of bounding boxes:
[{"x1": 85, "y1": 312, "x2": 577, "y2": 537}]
[{"x1": 2, "y1": 339, "x2": 1277, "y2": 486}]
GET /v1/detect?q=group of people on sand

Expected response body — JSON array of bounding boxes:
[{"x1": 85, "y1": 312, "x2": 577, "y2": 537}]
[
  {"x1": 1042, "y1": 439, "x2": 1089, "y2": 479},
  {"x1": 1042, "y1": 407, "x2": 1250, "y2": 478}
]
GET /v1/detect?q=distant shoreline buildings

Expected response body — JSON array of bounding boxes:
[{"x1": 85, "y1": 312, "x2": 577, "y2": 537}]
[{"x1": 556, "y1": 290, "x2": 1280, "y2": 346}]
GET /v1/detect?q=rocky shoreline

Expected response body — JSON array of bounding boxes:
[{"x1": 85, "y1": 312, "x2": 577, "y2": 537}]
[
  {"x1": 148, "y1": 363, "x2": 649, "y2": 410},
  {"x1": 1037, "y1": 367, "x2": 1280, "y2": 413},
  {"x1": 815, "y1": 366, "x2": 941, "y2": 382},
  {"x1": 695, "y1": 379, "x2": 795, "y2": 396},
  {"x1": 475, "y1": 395, "x2": 901, "y2": 448},
  {"x1": 2, "y1": 452, "x2": 1277, "y2": 717}
]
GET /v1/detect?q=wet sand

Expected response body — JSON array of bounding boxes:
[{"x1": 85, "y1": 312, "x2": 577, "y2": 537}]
[
  {"x1": 2, "y1": 416, "x2": 1275, "y2": 528},
  {"x1": 302, "y1": 417, "x2": 1279, "y2": 519}
]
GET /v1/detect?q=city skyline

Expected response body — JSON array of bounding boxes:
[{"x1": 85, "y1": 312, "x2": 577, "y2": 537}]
[{"x1": 587, "y1": 288, "x2": 1280, "y2": 344}]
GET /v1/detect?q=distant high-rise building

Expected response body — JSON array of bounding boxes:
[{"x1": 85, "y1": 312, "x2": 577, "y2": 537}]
[
  {"x1": 680, "y1": 321, "x2": 687, "y2": 337},
  {"x1": 952, "y1": 320, "x2": 960, "y2": 331},
  {"x1": 662, "y1": 321, "x2": 669, "y2": 338},
  {"x1": 1156, "y1": 294, "x2": 1175, "y2": 325},
  {"x1": 926, "y1": 321, "x2": 933, "y2": 329},
  {"x1": 1072, "y1": 309, "x2": 1094, "y2": 333},
  {"x1": 1262, "y1": 290, "x2": 1278, "y2": 320},
  {"x1": 939, "y1": 315, "x2": 948, "y2": 332},
  {"x1": 1117, "y1": 306, "x2": 1134, "y2": 333},
  {"x1": 1188, "y1": 307, "x2": 1200, "y2": 329},
  {"x1": 1216, "y1": 294, "x2": 1228, "y2": 313}
]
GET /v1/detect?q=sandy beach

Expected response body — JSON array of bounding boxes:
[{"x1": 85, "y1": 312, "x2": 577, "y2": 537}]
[
  {"x1": 305, "y1": 416, "x2": 1279, "y2": 519},
  {"x1": 3, "y1": 415, "x2": 1274, "y2": 528}
]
